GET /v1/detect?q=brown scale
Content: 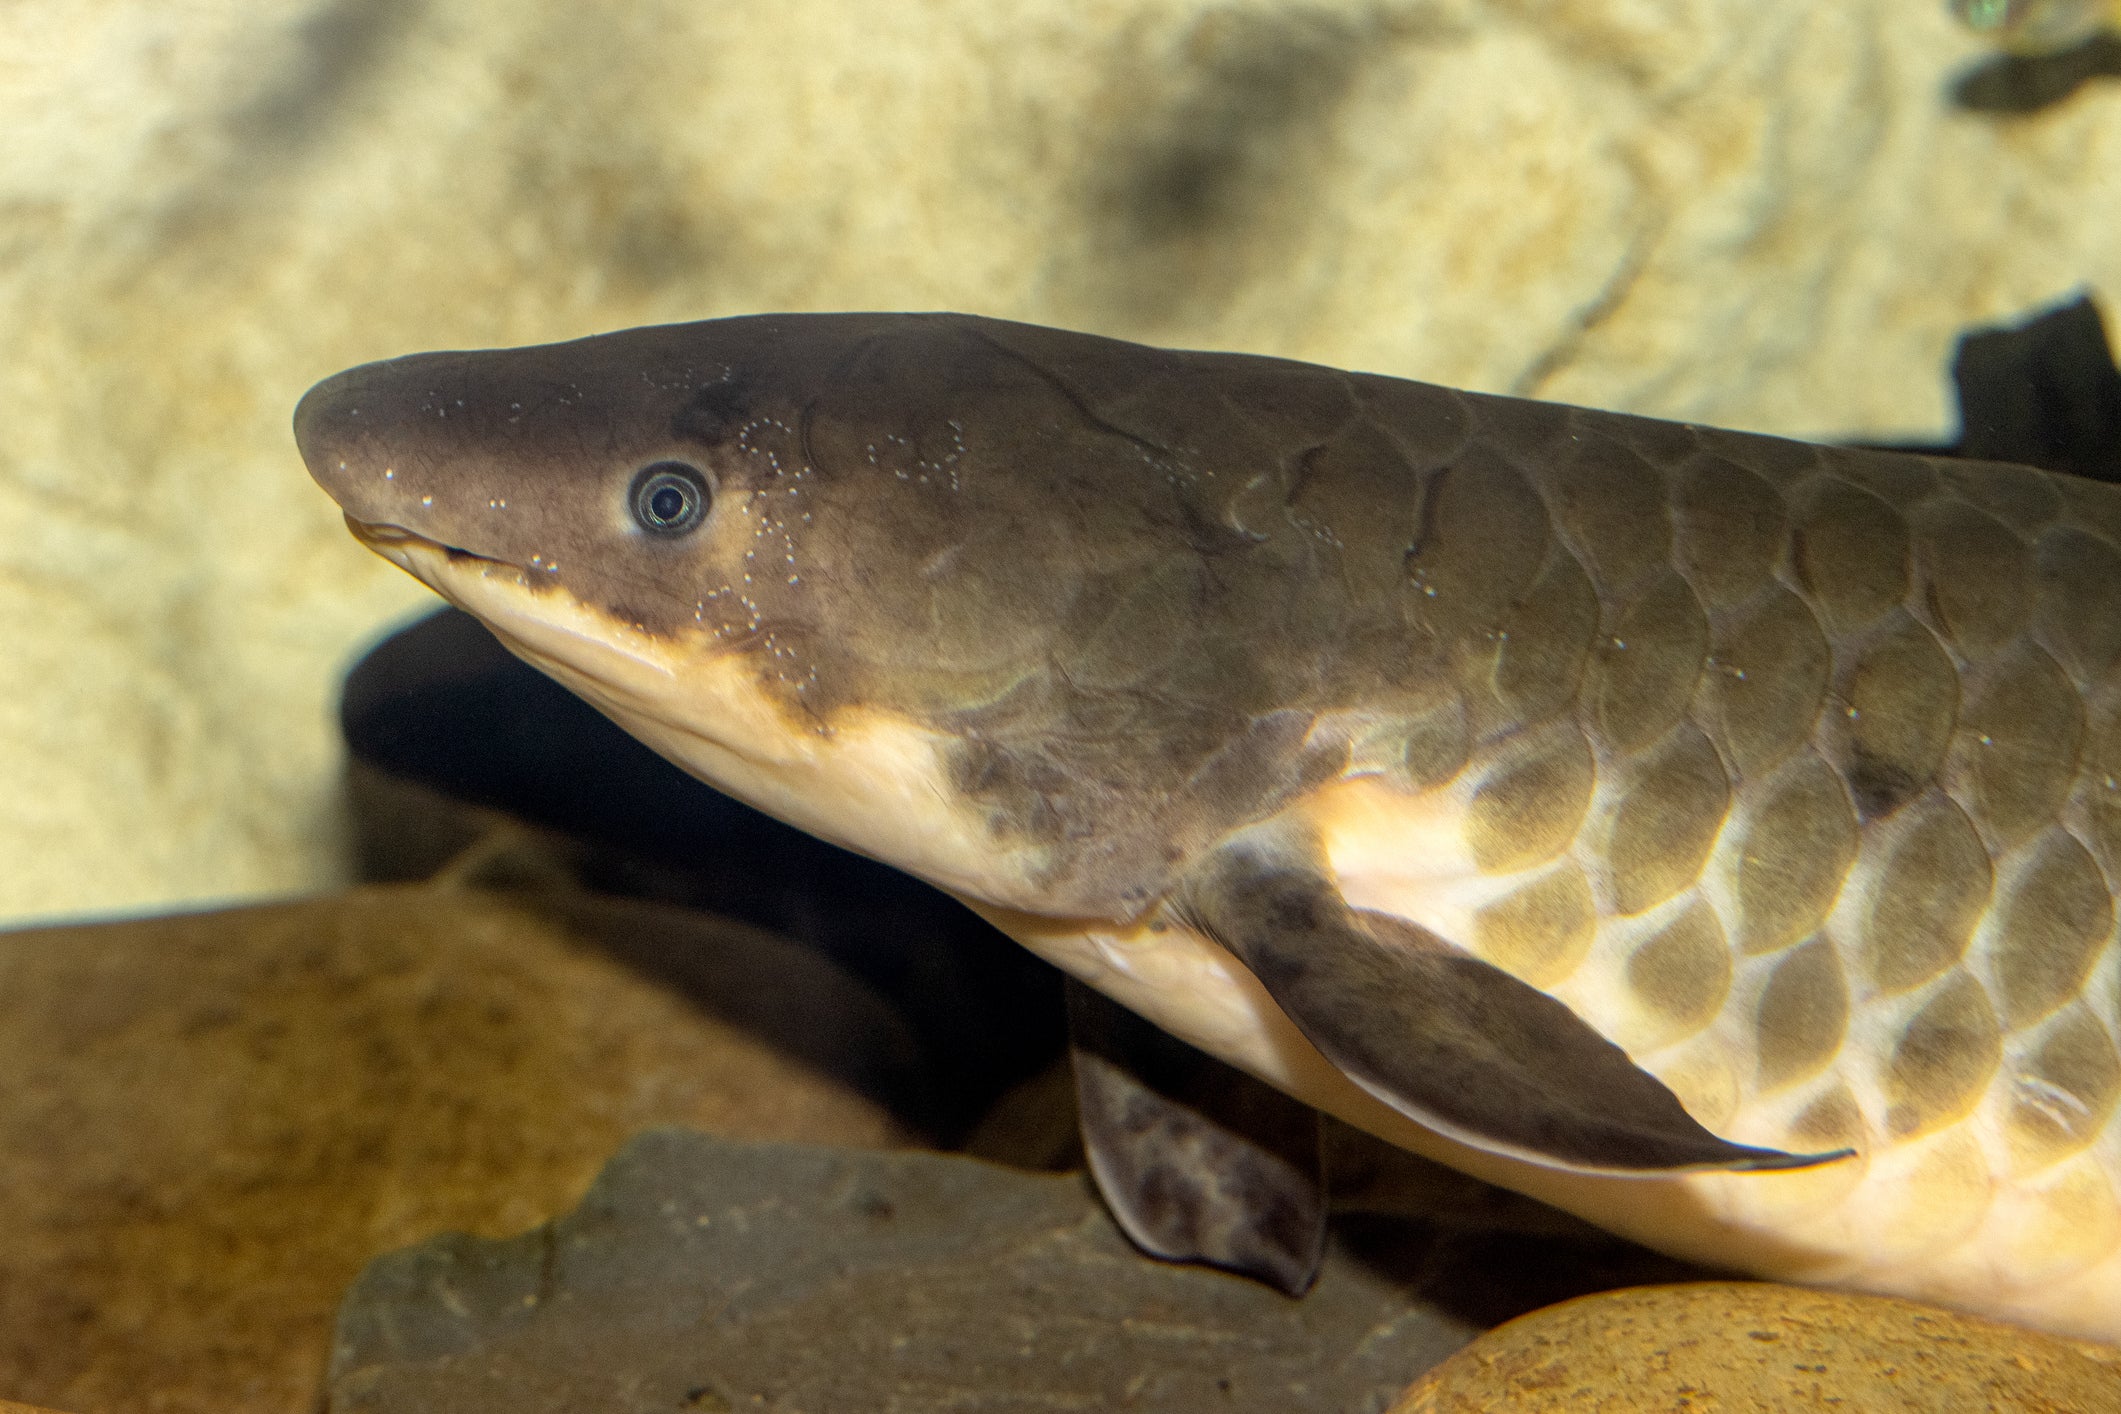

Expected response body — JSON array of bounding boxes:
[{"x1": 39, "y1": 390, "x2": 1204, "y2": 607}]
[
  {"x1": 1347, "y1": 372, "x2": 1474, "y2": 468},
  {"x1": 1399, "y1": 686, "x2": 1471, "y2": 790},
  {"x1": 1462, "y1": 721, "x2": 1595, "y2": 874},
  {"x1": 1851, "y1": 791, "x2": 1992, "y2": 998},
  {"x1": 2003, "y1": 1004, "x2": 2121, "y2": 1172},
  {"x1": 1942, "y1": 456, "x2": 2064, "y2": 532},
  {"x1": 2057, "y1": 471, "x2": 2121, "y2": 545},
  {"x1": 1837, "y1": 448, "x2": 1941, "y2": 506},
  {"x1": 1058, "y1": 558, "x2": 1205, "y2": 692},
  {"x1": 1982, "y1": 829, "x2": 2114, "y2": 1031},
  {"x1": 1912, "y1": 499, "x2": 2032, "y2": 660},
  {"x1": 1789, "y1": 1081, "x2": 1868, "y2": 1152},
  {"x1": 1946, "y1": 644, "x2": 2084, "y2": 851},
  {"x1": 1407, "y1": 448, "x2": 1550, "y2": 637},
  {"x1": 1586, "y1": 723, "x2": 1729, "y2": 917},
  {"x1": 1589, "y1": 571, "x2": 1710, "y2": 755},
  {"x1": 1883, "y1": 970, "x2": 2003, "y2": 1140},
  {"x1": 1821, "y1": 612, "x2": 1961, "y2": 820},
  {"x1": 1791, "y1": 476, "x2": 1911, "y2": 634},
  {"x1": 2076, "y1": 703, "x2": 2121, "y2": 879},
  {"x1": 1608, "y1": 408, "x2": 1703, "y2": 469},
  {"x1": 1544, "y1": 429, "x2": 1675, "y2": 595},
  {"x1": 1473, "y1": 861, "x2": 1598, "y2": 987},
  {"x1": 1491, "y1": 546, "x2": 1599, "y2": 725},
  {"x1": 1717, "y1": 753, "x2": 1858, "y2": 958},
  {"x1": 1697, "y1": 586, "x2": 1833, "y2": 779},
  {"x1": 1670, "y1": 453, "x2": 1788, "y2": 610},
  {"x1": 1753, "y1": 938, "x2": 1850, "y2": 1090},
  {"x1": 1620, "y1": 899, "x2": 1733, "y2": 1049},
  {"x1": 2034, "y1": 527, "x2": 2121, "y2": 684}
]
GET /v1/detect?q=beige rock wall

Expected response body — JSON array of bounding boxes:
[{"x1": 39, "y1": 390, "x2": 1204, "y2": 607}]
[{"x1": 1, "y1": 0, "x2": 2116, "y2": 925}]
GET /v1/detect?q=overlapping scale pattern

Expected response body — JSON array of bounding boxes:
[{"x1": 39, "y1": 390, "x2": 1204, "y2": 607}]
[{"x1": 1394, "y1": 389, "x2": 2121, "y2": 1313}]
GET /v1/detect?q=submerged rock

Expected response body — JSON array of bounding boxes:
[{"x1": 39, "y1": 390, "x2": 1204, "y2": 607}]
[
  {"x1": 0, "y1": 885, "x2": 917, "y2": 1414},
  {"x1": 1391, "y1": 1280, "x2": 2121, "y2": 1413},
  {"x1": 323, "y1": 1131, "x2": 1719, "y2": 1413},
  {"x1": 325, "y1": 1131, "x2": 1500, "y2": 1414}
]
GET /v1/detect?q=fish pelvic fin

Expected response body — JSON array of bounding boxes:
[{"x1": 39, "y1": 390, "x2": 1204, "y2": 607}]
[
  {"x1": 1180, "y1": 829, "x2": 1854, "y2": 1176},
  {"x1": 1067, "y1": 977, "x2": 1327, "y2": 1294}
]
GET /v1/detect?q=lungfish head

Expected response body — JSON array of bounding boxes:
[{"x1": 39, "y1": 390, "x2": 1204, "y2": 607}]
[
  {"x1": 298, "y1": 315, "x2": 1487, "y2": 928},
  {"x1": 298, "y1": 314, "x2": 1366, "y2": 917}
]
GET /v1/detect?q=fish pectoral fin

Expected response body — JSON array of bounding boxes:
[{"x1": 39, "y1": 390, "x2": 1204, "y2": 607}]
[
  {"x1": 1066, "y1": 977, "x2": 1327, "y2": 1295},
  {"x1": 1183, "y1": 835, "x2": 1854, "y2": 1175}
]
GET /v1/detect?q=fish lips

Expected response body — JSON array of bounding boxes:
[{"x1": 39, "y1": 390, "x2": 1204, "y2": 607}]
[{"x1": 340, "y1": 515, "x2": 534, "y2": 593}]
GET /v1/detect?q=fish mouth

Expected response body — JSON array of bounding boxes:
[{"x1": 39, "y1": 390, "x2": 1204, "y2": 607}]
[
  {"x1": 344, "y1": 514, "x2": 419, "y2": 548},
  {"x1": 344, "y1": 514, "x2": 522, "y2": 574},
  {"x1": 340, "y1": 511, "x2": 686, "y2": 723}
]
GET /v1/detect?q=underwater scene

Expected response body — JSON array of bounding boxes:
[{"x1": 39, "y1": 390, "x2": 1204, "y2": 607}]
[{"x1": 3, "y1": 2, "x2": 2121, "y2": 1411}]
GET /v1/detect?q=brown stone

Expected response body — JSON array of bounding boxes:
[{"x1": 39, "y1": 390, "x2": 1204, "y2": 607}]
[
  {"x1": 0, "y1": 884, "x2": 917, "y2": 1414},
  {"x1": 1390, "y1": 1281, "x2": 2121, "y2": 1413}
]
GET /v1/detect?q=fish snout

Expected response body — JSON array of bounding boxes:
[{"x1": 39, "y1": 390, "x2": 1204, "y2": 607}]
[{"x1": 294, "y1": 363, "x2": 394, "y2": 517}]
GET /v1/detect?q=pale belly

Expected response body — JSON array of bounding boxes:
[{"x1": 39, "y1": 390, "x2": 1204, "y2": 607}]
[{"x1": 981, "y1": 767, "x2": 2121, "y2": 1345}]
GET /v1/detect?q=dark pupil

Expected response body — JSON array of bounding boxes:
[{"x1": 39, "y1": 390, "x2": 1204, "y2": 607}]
[{"x1": 648, "y1": 483, "x2": 690, "y2": 523}]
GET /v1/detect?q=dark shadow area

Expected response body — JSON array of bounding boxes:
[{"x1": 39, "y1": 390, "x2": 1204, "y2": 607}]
[
  {"x1": 1855, "y1": 291, "x2": 2121, "y2": 481},
  {"x1": 525, "y1": 889, "x2": 947, "y2": 1133},
  {"x1": 1950, "y1": 29, "x2": 2121, "y2": 115},
  {"x1": 1951, "y1": 293, "x2": 2121, "y2": 480},
  {"x1": 1335, "y1": 1213, "x2": 1721, "y2": 1331},
  {"x1": 340, "y1": 606, "x2": 1066, "y2": 1144}
]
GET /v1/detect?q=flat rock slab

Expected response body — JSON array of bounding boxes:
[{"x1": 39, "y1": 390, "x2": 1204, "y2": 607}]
[
  {"x1": 327, "y1": 1130, "x2": 1635, "y2": 1414},
  {"x1": 1391, "y1": 1281, "x2": 2121, "y2": 1413},
  {"x1": 0, "y1": 886, "x2": 916, "y2": 1414}
]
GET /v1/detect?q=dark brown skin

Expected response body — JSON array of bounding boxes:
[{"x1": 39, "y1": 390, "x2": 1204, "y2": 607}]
[
  {"x1": 300, "y1": 314, "x2": 1477, "y2": 913},
  {"x1": 298, "y1": 312, "x2": 1818, "y2": 918}
]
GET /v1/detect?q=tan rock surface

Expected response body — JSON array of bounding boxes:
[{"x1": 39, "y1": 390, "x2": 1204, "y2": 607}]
[
  {"x1": 0, "y1": 884, "x2": 915, "y2": 1414},
  {"x1": 0, "y1": 0, "x2": 2117, "y2": 926},
  {"x1": 1390, "y1": 1280, "x2": 2121, "y2": 1413}
]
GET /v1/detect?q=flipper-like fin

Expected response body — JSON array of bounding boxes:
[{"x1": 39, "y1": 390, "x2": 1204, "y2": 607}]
[
  {"x1": 1066, "y1": 977, "x2": 1327, "y2": 1294},
  {"x1": 1184, "y1": 840, "x2": 1855, "y2": 1175}
]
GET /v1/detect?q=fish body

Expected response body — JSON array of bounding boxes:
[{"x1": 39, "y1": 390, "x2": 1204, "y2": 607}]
[{"x1": 297, "y1": 314, "x2": 2121, "y2": 1340}]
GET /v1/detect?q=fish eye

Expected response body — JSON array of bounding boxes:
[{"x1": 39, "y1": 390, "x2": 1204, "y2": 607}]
[{"x1": 630, "y1": 462, "x2": 710, "y2": 535}]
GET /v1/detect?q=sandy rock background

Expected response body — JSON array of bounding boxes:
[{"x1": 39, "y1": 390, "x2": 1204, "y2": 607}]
[{"x1": 0, "y1": 0, "x2": 2116, "y2": 924}]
